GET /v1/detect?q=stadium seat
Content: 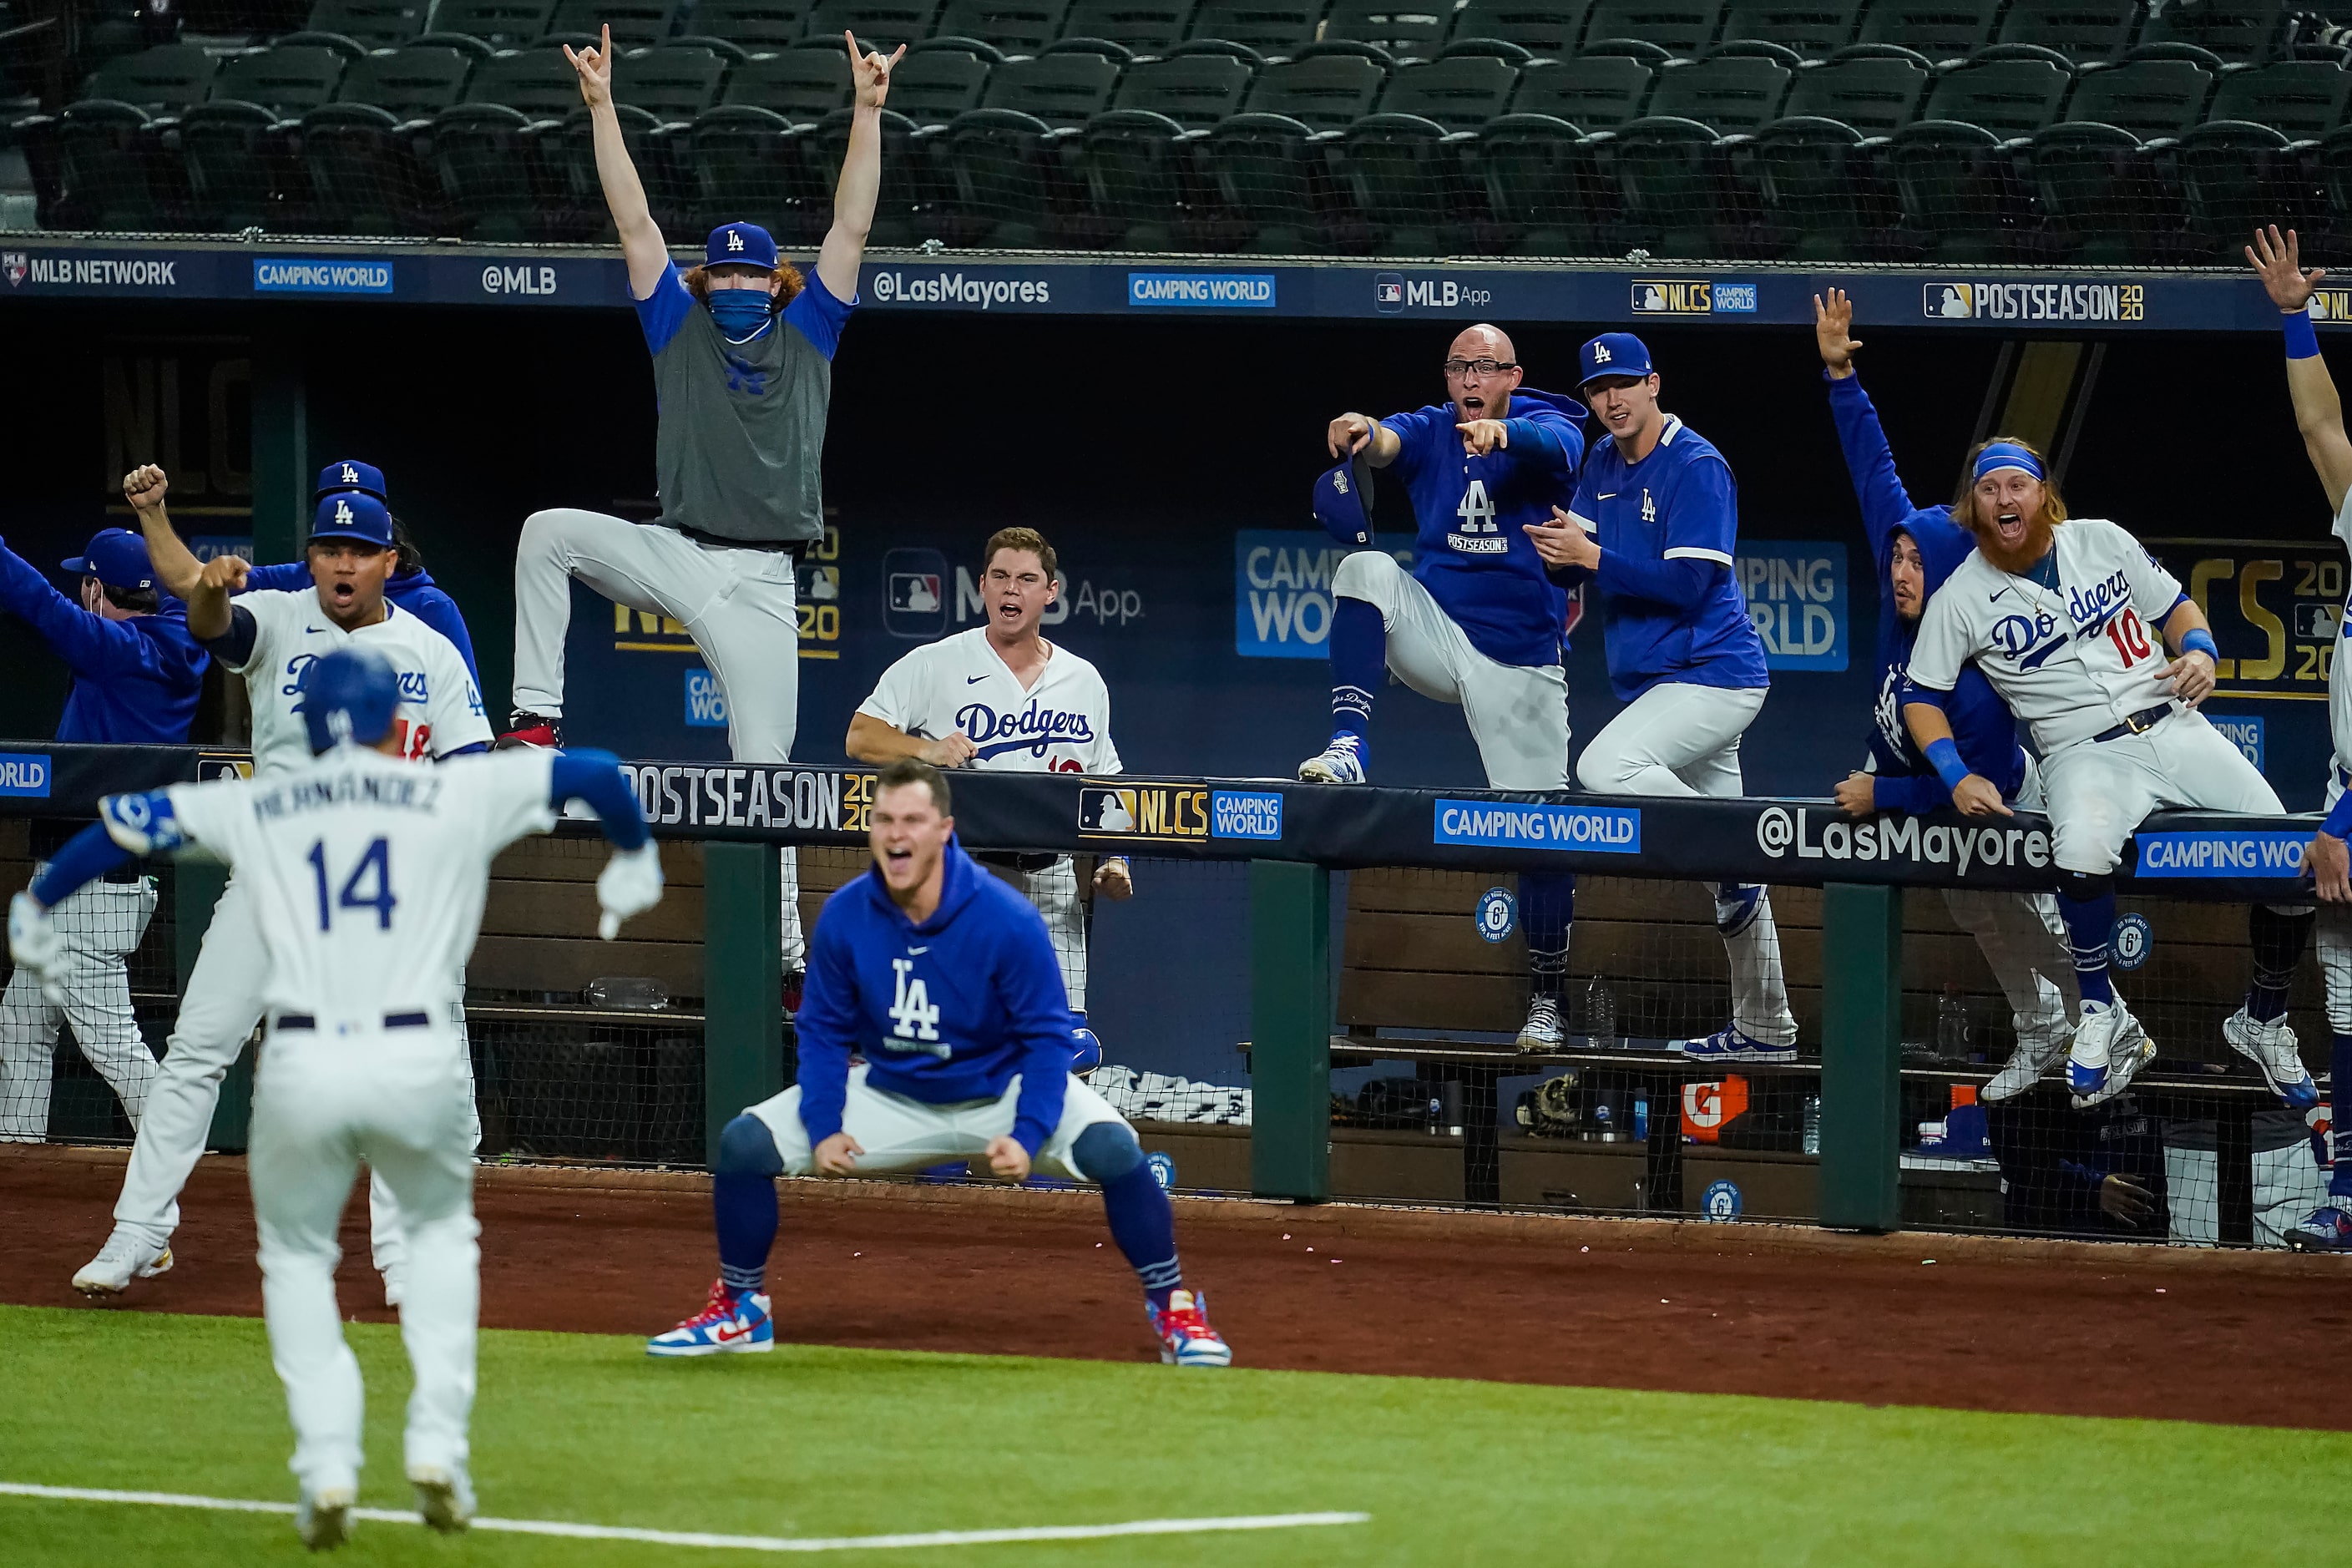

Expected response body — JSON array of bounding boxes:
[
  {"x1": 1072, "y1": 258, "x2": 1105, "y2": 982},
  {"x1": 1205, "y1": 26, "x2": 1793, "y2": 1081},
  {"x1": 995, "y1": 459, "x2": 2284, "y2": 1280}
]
[
  {"x1": 545, "y1": 0, "x2": 685, "y2": 47},
  {"x1": 427, "y1": 0, "x2": 563, "y2": 47},
  {"x1": 1636, "y1": 49, "x2": 1788, "y2": 124},
  {"x1": 1057, "y1": 0, "x2": 1197, "y2": 58},
  {"x1": 303, "y1": 0, "x2": 432, "y2": 48},
  {"x1": 18, "y1": 43, "x2": 221, "y2": 230},
  {"x1": 683, "y1": 44, "x2": 853, "y2": 235},
  {"x1": 938, "y1": 51, "x2": 1121, "y2": 242},
  {"x1": 1321, "y1": 0, "x2": 1454, "y2": 62},
  {"x1": 1474, "y1": 52, "x2": 1650, "y2": 250},
  {"x1": 1507, "y1": 50, "x2": 1657, "y2": 123},
  {"x1": 300, "y1": 40, "x2": 477, "y2": 233},
  {"x1": 1446, "y1": 0, "x2": 1596, "y2": 60},
  {"x1": 2203, "y1": 58, "x2": 2352, "y2": 141},
  {"x1": 1601, "y1": 53, "x2": 1786, "y2": 253},
  {"x1": 2027, "y1": 63, "x2": 2211, "y2": 260},
  {"x1": 1886, "y1": 56, "x2": 2070, "y2": 258},
  {"x1": 1338, "y1": 53, "x2": 1517, "y2": 251},
  {"x1": 1990, "y1": 0, "x2": 2141, "y2": 68},
  {"x1": 806, "y1": 0, "x2": 945, "y2": 51},
  {"x1": 1205, "y1": 51, "x2": 1385, "y2": 248},
  {"x1": 2165, "y1": 64, "x2": 2351, "y2": 258},
  {"x1": 1079, "y1": 52, "x2": 1250, "y2": 245},
  {"x1": 1749, "y1": 52, "x2": 1926, "y2": 255},
  {"x1": 931, "y1": 0, "x2": 1073, "y2": 56},
  {"x1": 1185, "y1": 0, "x2": 1328, "y2": 59},
  {"x1": 543, "y1": 40, "x2": 736, "y2": 237},
  {"x1": 1580, "y1": 0, "x2": 1727, "y2": 61},
  {"x1": 1852, "y1": 0, "x2": 2001, "y2": 64},
  {"x1": 690, "y1": 0, "x2": 819, "y2": 50},
  {"x1": 428, "y1": 45, "x2": 580, "y2": 238},
  {"x1": 1712, "y1": 0, "x2": 1864, "y2": 63},
  {"x1": 2136, "y1": 0, "x2": 2285, "y2": 67},
  {"x1": 175, "y1": 43, "x2": 352, "y2": 231}
]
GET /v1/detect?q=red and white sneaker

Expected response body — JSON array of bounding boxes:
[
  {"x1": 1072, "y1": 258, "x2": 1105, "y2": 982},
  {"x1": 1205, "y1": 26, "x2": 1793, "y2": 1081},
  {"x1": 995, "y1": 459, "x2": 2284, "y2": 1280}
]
[
  {"x1": 1148, "y1": 1289, "x2": 1232, "y2": 1367},
  {"x1": 496, "y1": 711, "x2": 562, "y2": 750},
  {"x1": 646, "y1": 1279, "x2": 773, "y2": 1358}
]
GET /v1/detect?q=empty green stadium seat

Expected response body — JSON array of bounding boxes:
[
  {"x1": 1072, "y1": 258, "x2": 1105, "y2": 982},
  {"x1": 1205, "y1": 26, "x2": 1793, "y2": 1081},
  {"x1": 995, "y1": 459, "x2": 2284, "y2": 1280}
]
[
  {"x1": 1341, "y1": 53, "x2": 1519, "y2": 250},
  {"x1": 692, "y1": 0, "x2": 819, "y2": 49},
  {"x1": 1206, "y1": 52, "x2": 1385, "y2": 247},
  {"x1": 1446, "y1": 0, "x2": 1596, "y2": 59},
  {"x1": 2137, "y1": 0, "x2": 2285, "y2": 66},
  {"x1": 1186, "y1": 0, "x2": 1329, "y2": 57},
  {"x1": 1853, "y1": 0, "x2": 2001, "y2": 63},
  {"x1": 1322, "y1": 0, "x2": 1454, "y2": 61},
  {"x1": 1581, "y1": 0, "x2": 1727, "y2": 59},
  {"x1": 1990, "y1": 0, "x2": 2141, "y2": 68},
  {"x1": 304, "y1": 0, "x2": 432, "y2": 48},
  {"x1": 177, "y1": 43, "x2": 352, "y2": 231},
  {"x1": 941, "y1": 51, "x2": 1122, "y2": 242},
  {"x1": 1080, "y1": 52, "x2": 1252, "y2": 245},
  {"x1": 1714, "y1": 0, "x2": 1865, "y2": 62},
  {"x1": 932, "y1": 0, "x2": 1075, "y2": 54},
  {"x1": 685, "y1": 44, "x2": 855, "y2": 235},
  {"x1": 301, "y1": 41, "x2": 477, "y2": 233}
]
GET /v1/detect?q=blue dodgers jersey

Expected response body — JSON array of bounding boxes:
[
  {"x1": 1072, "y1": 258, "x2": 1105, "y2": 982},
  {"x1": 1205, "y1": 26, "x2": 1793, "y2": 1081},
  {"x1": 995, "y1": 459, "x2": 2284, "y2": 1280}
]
[
  {"x1": 1571, "y1": 416, "x2": 1768, "y2": 699},
  {"x1": 792, "y1": 837, "x2": 1077, "y2": 1155},
  {"x1": 1380, "y1": 390, "x2": 1585, "y2": 668}
]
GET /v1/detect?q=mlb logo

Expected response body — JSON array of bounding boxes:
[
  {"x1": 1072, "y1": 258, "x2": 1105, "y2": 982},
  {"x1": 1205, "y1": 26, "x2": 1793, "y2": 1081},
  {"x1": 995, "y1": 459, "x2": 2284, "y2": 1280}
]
[
  {"x1": 1925, "y1": 282, "x2": 1974, "y2": 319},
  {"x1": 889, "y1": 574, "x2": 940, "y2": 613},
  {"x1": 1373, "y1": 272, "x2": 1404, "y2": 313},
  {"x1": 882, "y1": 546, "x2": 950, "y2": 639},
  {"x1": 3, "y1": 251, "x2": 24, "y2": 288},
  {"x1": 1079, "y1": 787, "x2": 1136, "y2": 834},
  {"x1": 1560, "y1": 581, "x2": 1586, "y2": 640}
]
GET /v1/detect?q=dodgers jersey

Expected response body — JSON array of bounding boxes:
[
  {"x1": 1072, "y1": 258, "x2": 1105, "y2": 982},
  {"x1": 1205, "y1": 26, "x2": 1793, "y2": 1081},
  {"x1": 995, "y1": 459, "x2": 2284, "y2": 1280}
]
[
  {"x1": 118, "y1": 748, "x2": 559, "y2": 1028},
  {"x1": 1567, "y1": 415, "x2": 1770, "y2": 700},
  {"x1": 857, "y1": 628, "x2": 1121, "y2": 775},
  {"x1": 222, "y1": 590, "x2": 493, "y2": 776},
  {"x1": 1379, "y1": 389, "x2": 1586, "y2": 668},
  {"x1": 2330, "y1": 488, "x2": 2352, "y2": 775},
  {"x1": 1907, "y1": 518, "x2": 2188, "y2": 755}
]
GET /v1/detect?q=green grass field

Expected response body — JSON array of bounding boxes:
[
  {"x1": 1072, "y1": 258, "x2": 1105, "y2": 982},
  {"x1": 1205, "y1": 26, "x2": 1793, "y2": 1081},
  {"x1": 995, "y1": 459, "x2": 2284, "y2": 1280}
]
[{"x1": 1, "y1": 1302, "x2": 2342, "y2": 1565}]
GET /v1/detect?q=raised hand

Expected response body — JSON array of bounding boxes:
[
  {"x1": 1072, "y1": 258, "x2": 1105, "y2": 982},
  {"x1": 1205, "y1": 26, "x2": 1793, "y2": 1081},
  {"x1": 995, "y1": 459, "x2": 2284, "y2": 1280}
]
[
  {"x1": 2248, "y1": 225, "x2": 2323, "y2": 313},
  {"x1": 846, "y1": 32, "x2": 904, "y2": 109},
  {"x1": 1457, "y1": 418, "x2": 1510, "y2": 456},
  {"x1": 123, "y1": 463, "x2": 169, "y2": 513},
  {"x1": 1328, "y1": 412, "x2": 1375, "y2": 458},
  {"x1": 197, "y1": 554, "x2": 250, "y2": 595},
  {"x1": 563, "y1": 23, "x2": 615, "y2": 109},
  {"x1": 1814, "y1": 288, "x2": 1861, "y2": 377}
]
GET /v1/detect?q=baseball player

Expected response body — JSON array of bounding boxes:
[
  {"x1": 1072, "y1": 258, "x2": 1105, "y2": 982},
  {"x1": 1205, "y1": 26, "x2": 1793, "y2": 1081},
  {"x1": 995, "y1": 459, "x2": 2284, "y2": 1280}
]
[
  {"x1": 0, "y1": 525, "x2": 207, "y2": 1141},
  {"x1": 67, "y1": 464, "x2": 493, "y2": 1300},
  {"x1": 8, "y1": 647, "x2": 662, "y2": 1547},
  {"x1": 502, "y1": 30, "x2": 903, "y2": 998},
  {"x1": 647, "y1": 758, "x2": 1231, "y2": 1368},
  {"x1": 241, "y1": 460, "x2": 481, "y2": 684},
  {"x1": 1901, "y1": 438, "x2": 2315, "y2": 1110},
  {"x1": 2248, "y1": 225, "x2": 2352, "y2": 1251},
  {"x1": 1812, "y1": 291, "x2": 2080, "y2": 1100},
  {"x1": 845, "y1": 526, "x2": 1128, "y2": 1070},
  {"x1": 1527, "y1": 333, "x2": 1799, "y2": 1063},
  {"x1": 1298, "y1": 325, "x2": 1585, "y2": 1051}
]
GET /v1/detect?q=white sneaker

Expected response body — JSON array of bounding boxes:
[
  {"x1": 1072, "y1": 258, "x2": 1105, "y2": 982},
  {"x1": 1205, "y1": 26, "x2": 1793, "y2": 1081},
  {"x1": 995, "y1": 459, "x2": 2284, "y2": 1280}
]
[
  {"x1": 2069, "y1": 1000, "x2": 2153, "y2": 1109},
  {"x1": 2223, "y1": 1006, "x2": 2319, "y2": 1110},
  {"x1": 1984, "y1": 1034, "x2": 2067, "y2": 1102},
  {"x1": 408, "y1": 1464, "x2": 475, "y2": 1533},
  {"x1": 1297, "y1": 735, "x2": 1366, "y2": 784},
  {"x1": 381, "y1": 1267, "x2": 407, "y2": 1310},
  {"x1": 1516, "y1": 994, "x2": 1565, "y2": 1053},
  {"x1": 296, "y1": 1484, "x2": 355, "y2": 1550},
  {"x1": 72, "y1": 1233, "x2": 173, "y2": 1297}
]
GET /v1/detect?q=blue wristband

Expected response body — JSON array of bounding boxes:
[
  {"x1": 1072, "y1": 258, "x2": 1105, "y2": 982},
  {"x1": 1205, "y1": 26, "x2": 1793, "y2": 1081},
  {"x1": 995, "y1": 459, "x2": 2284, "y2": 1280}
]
[
  {"x1": 2285, "y1": 306, "x2": 2321, "y2": 361},
  {"x1": 2325, "y1": 792, "x2": 2352, "y2": 841},
  {"x1": 2181, "y1": 627, "x2": 2218, "y2": 661},
  {"x1": 1923, "y1": 736, "x2": 1971, "y2": 794}
]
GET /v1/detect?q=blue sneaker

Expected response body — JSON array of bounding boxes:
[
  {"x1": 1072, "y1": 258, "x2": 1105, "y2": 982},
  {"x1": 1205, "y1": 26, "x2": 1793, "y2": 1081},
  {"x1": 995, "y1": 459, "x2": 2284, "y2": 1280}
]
[
  {"x1": 1670, "y1": 1024, "x2": 1796, "y2": 1064},
  {"x1": 2070, "y1": 1000, "x2": 2154, "y2": 1108},
  {"x1": 1070, "y1": 1014, "x2": 1103, "y2": 1075},
  {"x1": 2288, "y1": 1203, "x2": 2352, "y2": 1253},
  {"x1": 647, "y1": 1280, "x2": 773, "y2": 1357}
]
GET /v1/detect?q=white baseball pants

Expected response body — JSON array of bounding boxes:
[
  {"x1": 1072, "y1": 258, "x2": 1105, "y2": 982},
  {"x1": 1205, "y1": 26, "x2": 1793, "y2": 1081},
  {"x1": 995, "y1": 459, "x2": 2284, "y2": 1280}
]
[
  {"x1": 1945, "y1": 758, "x2": 2076, "y2": 1050},
  {"x1": 2039, "y1": 707, "x2": 2282, "y2": 876},
  {"x1": 1008, "y1": 857, "x2": 1088, "y2": 1014},
  {"x1": 1335, "y1": 549, "x2": 1571, "y2": 791},
  {"x1": 0, "y1": 873, "x2": 159, "y2": 1141},
  {"x1": 746, "y1": 1062, "x2": 1128, "y2": 1179},
  {"x1": 513, "y1": 508, "x2": 806, "y2": 968},
  {"x1": 1576, "y1": 680, "x2": 1798, "y2": 1046},
  {"x1": 2316, "y1": 770, "x2": 2352, "y2": 1034},
  {"x1": 248, "y1": 1024, "x2": 479, "y2": 1495}
]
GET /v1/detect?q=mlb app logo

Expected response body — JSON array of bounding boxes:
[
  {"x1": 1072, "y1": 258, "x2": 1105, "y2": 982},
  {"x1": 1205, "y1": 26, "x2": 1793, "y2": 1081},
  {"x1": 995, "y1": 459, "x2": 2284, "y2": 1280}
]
[
  {"x1": 882, "y1": 546, "x2": 950, "y2": 639},
  {"x1": 1373, "y1": 273, "x2": 1405, "y2": 313}
]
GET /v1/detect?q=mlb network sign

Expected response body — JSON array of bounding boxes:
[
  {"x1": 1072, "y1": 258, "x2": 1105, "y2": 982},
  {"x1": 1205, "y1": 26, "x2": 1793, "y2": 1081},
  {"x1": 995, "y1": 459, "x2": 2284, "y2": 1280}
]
[
  {"x1": 1922, "y1": 281, "x2": 2144, "y2": 323},
  {"x1": 1738, "y1": 542, "x2": 1848, "y2": 671}
]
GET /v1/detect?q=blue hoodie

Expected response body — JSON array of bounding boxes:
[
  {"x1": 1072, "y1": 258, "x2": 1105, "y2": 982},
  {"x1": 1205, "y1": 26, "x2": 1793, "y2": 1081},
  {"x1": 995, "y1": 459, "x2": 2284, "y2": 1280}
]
[
  {"x1": 0, "y1": 540, "x2": 209, "y2": 744},
  {"x1": 795, "y1": 834, "x2": 1075, "y2": 1155},
  {"x1": 240, "y1": 560, "x2": 481, "y2": 684},
  {"x1": 1826, "y1": 372, "x2": 2026, "y2": 810}
]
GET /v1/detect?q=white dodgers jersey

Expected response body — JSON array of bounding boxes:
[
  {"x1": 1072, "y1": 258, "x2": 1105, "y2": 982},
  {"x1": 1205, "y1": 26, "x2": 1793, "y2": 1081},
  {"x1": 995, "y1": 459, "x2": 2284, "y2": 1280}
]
[
  {"x1": 857, "y1": 628, "x2": 1121, "y2": 775},
  {"x1": 157, "y1": 749, "x2": 558, "y2": 1026},
  {"x1": 226, "y1": 589, "x2": 493, "y2": 776},
  {"x1": 2330, "y1": 489, "x2": 2352, "y2": 773},
  {"x1": 1909, "y1": 518, "x2": 2186, "y2": 755}
]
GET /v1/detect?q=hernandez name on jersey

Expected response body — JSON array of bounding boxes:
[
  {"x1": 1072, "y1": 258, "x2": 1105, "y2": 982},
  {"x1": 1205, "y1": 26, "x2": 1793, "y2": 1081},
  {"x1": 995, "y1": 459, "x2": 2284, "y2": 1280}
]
[
  {"x1": 858, "y1": 627, "x2": 1122, "y2": 775},
  {"x1": 227, "y1": 590, "x2": 492, "y2": 776}
]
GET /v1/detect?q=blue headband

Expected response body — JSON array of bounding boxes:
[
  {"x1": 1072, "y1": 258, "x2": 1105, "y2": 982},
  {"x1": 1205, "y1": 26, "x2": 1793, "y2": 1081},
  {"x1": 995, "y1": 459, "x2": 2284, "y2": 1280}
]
[{"x1": 1974, "y1": 443, "x2": 2045, "y2": 483}]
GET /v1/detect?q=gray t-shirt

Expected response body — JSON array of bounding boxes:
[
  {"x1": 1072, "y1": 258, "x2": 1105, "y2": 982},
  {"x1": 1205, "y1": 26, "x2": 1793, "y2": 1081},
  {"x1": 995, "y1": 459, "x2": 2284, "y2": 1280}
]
[{"x1": 633, "y1": 262, "x2": 854, "y2": 545}]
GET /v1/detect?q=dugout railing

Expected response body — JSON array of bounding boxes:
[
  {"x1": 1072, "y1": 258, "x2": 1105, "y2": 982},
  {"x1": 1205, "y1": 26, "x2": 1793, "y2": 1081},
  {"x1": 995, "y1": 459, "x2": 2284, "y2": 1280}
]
[{"x1": 0, "y1": 743, "x2": 2329, "y2": 1246}]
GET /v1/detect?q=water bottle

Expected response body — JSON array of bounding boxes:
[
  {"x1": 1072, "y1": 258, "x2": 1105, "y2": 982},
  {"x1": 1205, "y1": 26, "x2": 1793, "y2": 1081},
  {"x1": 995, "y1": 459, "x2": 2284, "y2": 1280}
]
[
  {"x1": 1586, "y1": 977, "x2": 1619, "y2": 1052},
  {"x1": 1803, "y1": 1094, "x2": 1822, "y2": 1156},
  {"x1": 1936, "y1": 986, "x2": 1970, "y2": 1058},
  {"x1": 1632, "y1": 1090, "x2": 1650, "y2": 1143},
  {"x1": 584, "y1": 975, "x2": 669, "y2": 1012}
]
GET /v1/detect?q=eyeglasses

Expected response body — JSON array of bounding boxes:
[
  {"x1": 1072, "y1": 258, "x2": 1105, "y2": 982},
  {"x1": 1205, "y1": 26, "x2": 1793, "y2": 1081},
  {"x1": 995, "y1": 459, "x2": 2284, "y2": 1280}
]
[{"x1": 1442, "y1": 357, "x2": 1517, "y2": 377}]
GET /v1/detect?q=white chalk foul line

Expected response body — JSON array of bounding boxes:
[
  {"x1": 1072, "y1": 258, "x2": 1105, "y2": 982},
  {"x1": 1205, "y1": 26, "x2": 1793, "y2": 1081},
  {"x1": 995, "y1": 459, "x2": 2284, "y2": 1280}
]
[{"x1": 0, "y1": 1482, "x2": 1368, "y2": 1553}]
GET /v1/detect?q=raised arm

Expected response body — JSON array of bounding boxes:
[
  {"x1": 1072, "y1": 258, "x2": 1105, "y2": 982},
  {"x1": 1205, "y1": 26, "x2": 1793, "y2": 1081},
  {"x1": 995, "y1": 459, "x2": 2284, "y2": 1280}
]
[
  {"x1": 565, "y1": 25, "x2": 670, "y2": 300},
  {"x1": 815, "y1": 33, "x2": 905, "y2": 303},
  {"x1": 846, "y1": 711, "x2": 976, "y2": 768},
  {"x1": 123, "y1": 464, "x2": 242, "y2": 641},
  {"x1": 2248, "y1": 225, "x2": 2352, "y2": 513},
  {"x1": 1815, "y1": 289, "x2": 1920, "y2": 546}
]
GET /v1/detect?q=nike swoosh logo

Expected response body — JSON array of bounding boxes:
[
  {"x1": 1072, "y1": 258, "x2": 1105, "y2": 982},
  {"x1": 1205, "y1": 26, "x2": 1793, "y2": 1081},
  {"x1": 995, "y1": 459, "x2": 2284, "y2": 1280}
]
[
  {"x1": 306, "y1": 626, "x2": 326, "y2": 633},
  {"x1": 908, "y1": 946, "x2": 928, "y2": 954},
  {"x1": 713, "y1": 1321, "x2": 751, "y2": 1343},
  {"x1": 1597, "y1": 493, "x2": 1616, "y2": 499},
  {"x1": 967, "y1": 675, "x2": 988, "y2": 684}
]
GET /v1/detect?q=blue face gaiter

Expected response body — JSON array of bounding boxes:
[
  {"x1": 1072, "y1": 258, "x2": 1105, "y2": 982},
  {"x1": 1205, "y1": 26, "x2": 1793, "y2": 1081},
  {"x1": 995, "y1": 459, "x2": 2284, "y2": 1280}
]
[{"x1": 708, "y1": 289, "x2": 772, "y2": 338}]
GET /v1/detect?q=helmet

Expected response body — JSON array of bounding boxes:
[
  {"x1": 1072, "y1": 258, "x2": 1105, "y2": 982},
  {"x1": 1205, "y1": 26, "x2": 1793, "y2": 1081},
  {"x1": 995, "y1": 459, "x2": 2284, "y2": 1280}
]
[{"x1": 296, "y1": 647, "x2": 402, "y2": 754}]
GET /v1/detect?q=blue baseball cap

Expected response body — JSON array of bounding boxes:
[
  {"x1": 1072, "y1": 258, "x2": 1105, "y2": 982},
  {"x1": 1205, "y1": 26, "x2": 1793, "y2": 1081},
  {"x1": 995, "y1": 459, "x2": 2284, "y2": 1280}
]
[
  {"x1": 1313, "y1": 454, "x2": 1377, "y2": 548},
  {"x1": 61, "y1": 527, "x2": 155, "y2": 591},
  {"x1": 706, "y1": 222, "x2": 778, "y2": 270},
  {"x1": 310, "y1": 491, "x2": 395, "y2": 549},
  {"x1": 1578, "y1": 332, "x2": 1657, "y2": 392},
  {"x1": 315, "y1": 458, "x2": 387, "y2": 501}
]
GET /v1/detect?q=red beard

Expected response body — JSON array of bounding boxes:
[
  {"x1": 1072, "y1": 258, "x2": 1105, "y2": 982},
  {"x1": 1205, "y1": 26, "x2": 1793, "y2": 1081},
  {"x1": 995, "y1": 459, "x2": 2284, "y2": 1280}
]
[{"x1": 1966, "y1": 506, "x2": 2056, "y2": 577}]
